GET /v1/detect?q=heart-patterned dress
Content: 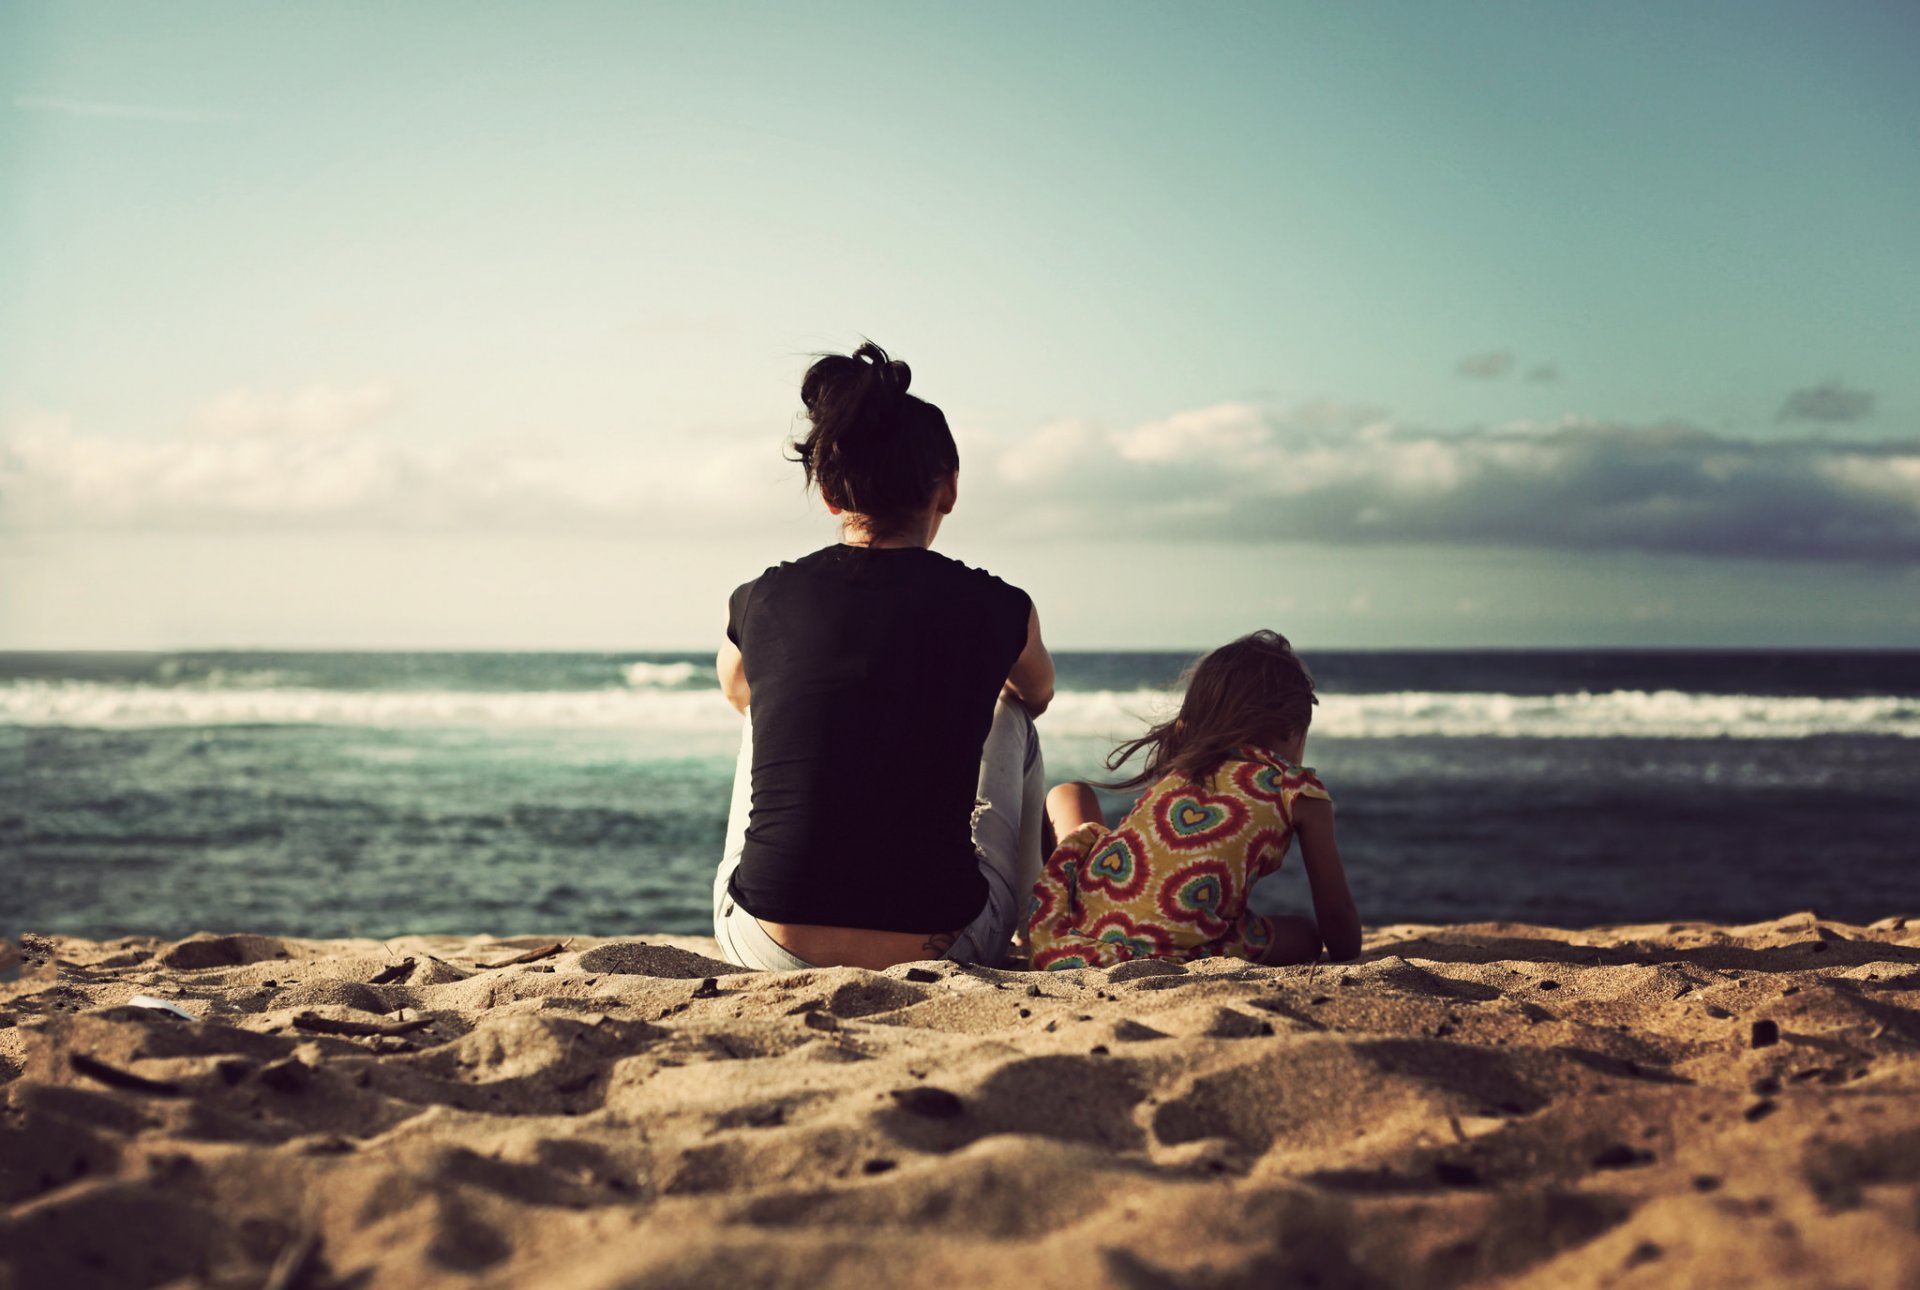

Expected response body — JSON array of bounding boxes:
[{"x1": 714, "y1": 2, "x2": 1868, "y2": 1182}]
[{"x1": 1027, "y1": 749, "x2": 1331, "y2": 970}]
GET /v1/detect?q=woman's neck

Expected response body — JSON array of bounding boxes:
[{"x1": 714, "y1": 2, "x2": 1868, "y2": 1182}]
[
  {"x1": 840, "y1": 511, "x2": 940, "y2": 549},
  {"x1": 830, "y1": 472, "x2": 956, "y2": 550}
]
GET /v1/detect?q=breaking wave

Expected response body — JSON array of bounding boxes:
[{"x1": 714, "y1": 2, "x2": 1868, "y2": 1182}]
[{"x1": 3, "y1": 682, "x2": 1915, "y2": 738}]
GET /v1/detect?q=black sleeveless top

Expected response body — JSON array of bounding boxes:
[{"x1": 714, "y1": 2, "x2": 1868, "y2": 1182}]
[{"x1": 725, "y1": 545, "x2": 1032, "y2": 931}]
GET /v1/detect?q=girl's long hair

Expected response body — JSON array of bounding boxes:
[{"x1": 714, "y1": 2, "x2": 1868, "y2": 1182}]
[{"x1": 1104, "y1": 629, "x2": 1318, "y2": 791}]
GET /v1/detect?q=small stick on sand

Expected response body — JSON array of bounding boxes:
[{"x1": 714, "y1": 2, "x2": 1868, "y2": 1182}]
[
  {"x1": 368, "y1": 958, "x2": 415, "y2": 985},
  {"x1": 480, "y1": 941, "x2": 569, "y2": 969},
  {"x1": 291, "y1": 1012, "x2": 436, "y2": 1038},
  {"x1": 69, "y1": 1052, "x2": 183, "y2": 1096},
  {"x1": 261, "y1": 1229, "x2": 321, "y2": 1290}
]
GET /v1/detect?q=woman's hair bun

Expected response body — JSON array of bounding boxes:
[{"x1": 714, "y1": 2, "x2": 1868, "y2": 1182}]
[
  {"x1": 802, "y1": 341, "x2": 911, "y2": 415},
  {"x1": 798, "y1": 337, "x2": 910, "y2": 412},
  {"x1": 852, "y1": 341, "x2": 911, "y2": 399}
]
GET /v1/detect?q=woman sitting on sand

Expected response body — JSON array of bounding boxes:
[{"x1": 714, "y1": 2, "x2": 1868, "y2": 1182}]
[
  {"x1": 713, "y1": 342, "x2": 1054, "y2": 971},
  {"x1": 1030, "y1": 630, "x2": 1361, "y2": 969}
]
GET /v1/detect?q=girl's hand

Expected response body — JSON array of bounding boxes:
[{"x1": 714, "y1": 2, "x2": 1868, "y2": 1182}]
[{"x1": 1293, "y1": 796, "x2": 1361, "y2": 961}]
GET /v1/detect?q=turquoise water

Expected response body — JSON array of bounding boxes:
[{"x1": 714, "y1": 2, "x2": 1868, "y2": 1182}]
[{"x1": 5, "y1": 650, "x2": 1918, "y2": 938}]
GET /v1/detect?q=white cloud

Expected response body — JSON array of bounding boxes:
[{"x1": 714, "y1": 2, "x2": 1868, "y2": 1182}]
[
  {"x1": 1115, "y1": 402, "x2": 1270, "y2": 463},
  {"x1": 10, "y1": 387, "x2": 1918, "y2": 563},
  {"x1": 967, "y1": 403, "x2": 1920, "y2": 562},
  {"x1": 995, "y1": 418, "x2": 1102, "y2": 485},
  {"x1": 0, "y1": 385, "x2": 799, "y2": 536}
]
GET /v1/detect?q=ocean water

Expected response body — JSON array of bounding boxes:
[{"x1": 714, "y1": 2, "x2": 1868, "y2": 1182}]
[{"x1": 3, "y1": 650, "x2": 1917, "y2": 940}]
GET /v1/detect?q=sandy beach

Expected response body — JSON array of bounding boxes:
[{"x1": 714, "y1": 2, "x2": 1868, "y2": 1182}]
[{"x1": 3, "y1": 913, "x2": 1917, "y2": 1289}]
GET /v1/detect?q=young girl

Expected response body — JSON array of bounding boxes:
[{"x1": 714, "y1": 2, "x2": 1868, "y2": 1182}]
[{"x1": 1028, "y1": 630, "x2": 1360, "y2": 969}]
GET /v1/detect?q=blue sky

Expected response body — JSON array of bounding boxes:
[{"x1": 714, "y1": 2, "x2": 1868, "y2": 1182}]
[{"x1": 3, "y1": 1, "x2": 1917, "y2": 648}]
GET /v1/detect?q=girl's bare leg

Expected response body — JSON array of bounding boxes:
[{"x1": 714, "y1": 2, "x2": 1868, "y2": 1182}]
[
  {"x1": 1260, "y1": 915, "x2": 1326, "y2": 966},
  {"x1": 1046, "y1": 782, "x2": 1105, "y2": 843}
]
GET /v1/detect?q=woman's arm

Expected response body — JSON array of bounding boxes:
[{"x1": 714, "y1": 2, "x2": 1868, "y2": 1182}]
[
  {"x1": 716, "y1": 635, "x2": 750, "y2": 714},
  {"x1": 1001, "y1": 605, "x2": 1055, "y2": 716},
  {"x1": 1292, "y1": 796, "x2": 1361, "y2": 961}
]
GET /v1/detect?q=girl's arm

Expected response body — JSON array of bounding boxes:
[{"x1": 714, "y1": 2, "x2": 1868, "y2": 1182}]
[
  {"x1": 716, "y1": 633, "x2": 750, "y2": 714},
  {"x1": 1001, "y1": 605, "x2": 1055, "y2": 716},
  {"x1": 1292, "y1": 796, "x2": 1362, "y2": 961}
]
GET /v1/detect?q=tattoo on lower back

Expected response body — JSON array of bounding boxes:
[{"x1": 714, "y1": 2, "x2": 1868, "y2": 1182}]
[{"x1": 922, "y1": 931, "x2": 958, "y2": 958}]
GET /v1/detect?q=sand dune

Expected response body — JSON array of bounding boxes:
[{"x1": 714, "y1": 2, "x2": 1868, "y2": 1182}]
[{"x1": 4, "y1": 913, "x2": 1918, "y2": 1289}]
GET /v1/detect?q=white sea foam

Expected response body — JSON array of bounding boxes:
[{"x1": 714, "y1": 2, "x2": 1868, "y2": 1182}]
[
  {"x1": 0, "y1": 683, "x2": 725, "y2": 731},
  {"x1": 155, "y1": 662, "x2": 297, "y2": 689},
  {"x1": 2, "y1": 682, "x2": 1916, "y2": 738},
  {"x1": 622, "y1": 660, "x2": 702, "y2": 689},
  {"x1": 1317, "y1": 689, "x2": 1920, "y2": 740}
]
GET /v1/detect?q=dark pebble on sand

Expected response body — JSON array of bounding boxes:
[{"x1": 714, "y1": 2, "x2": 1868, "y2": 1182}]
[
  {"x1": 862, "y1": 1158, "x2": 897, "y2": 1174},
  {"x1": 690, "y1": 978, "x2": 721, "y2": 999},
  {"x1": 904, "y1": 967, "x2": 941, "y2": 983},
  {"x1": 1625, "y1": 1242, "x2": 1664, "y2": 1268},
  {"x1": 1691, "y1": 1174, "x2": 1722, "y2": 1192},
  {"x1": 1537, "y1": 980, "x2": 1560, "y2": 991},
  {"x1": 1090, "y1": 1044, "x2": 1110, "y2": 1056},
  {"x1": 1591, "y1": 1144, "x2": 1655, "y2": 1169},
  {"x1": 1025, "y1": 983, "x2": 1043, "y2": 997},
  {"x1": 1751, "y1": 1019, "x2": 1780, "y2": 1048},
  {"x1": 260, "y1": 1057, "x2": 313, "y2": 1093},
  {"x1": 889, "y1": 1087, "x2": 964, "y2": 1119},
  {"x1": 1745, "y1": 1099, "x2": 1779, "y2": 1122}
]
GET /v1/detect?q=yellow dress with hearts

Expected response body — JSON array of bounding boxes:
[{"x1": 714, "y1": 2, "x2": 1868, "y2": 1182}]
[{"x1": 1027, "y1": 749, "x2": 1332, "y2": 970}]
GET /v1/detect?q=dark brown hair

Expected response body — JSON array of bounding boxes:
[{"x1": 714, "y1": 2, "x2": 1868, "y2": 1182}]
[
  {"x1": 1104, "y1": 629, "x2": 1318, "y2": 790},
  {"x1": 789, "y1": 341, "x2": 958, "y2": 538}
]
